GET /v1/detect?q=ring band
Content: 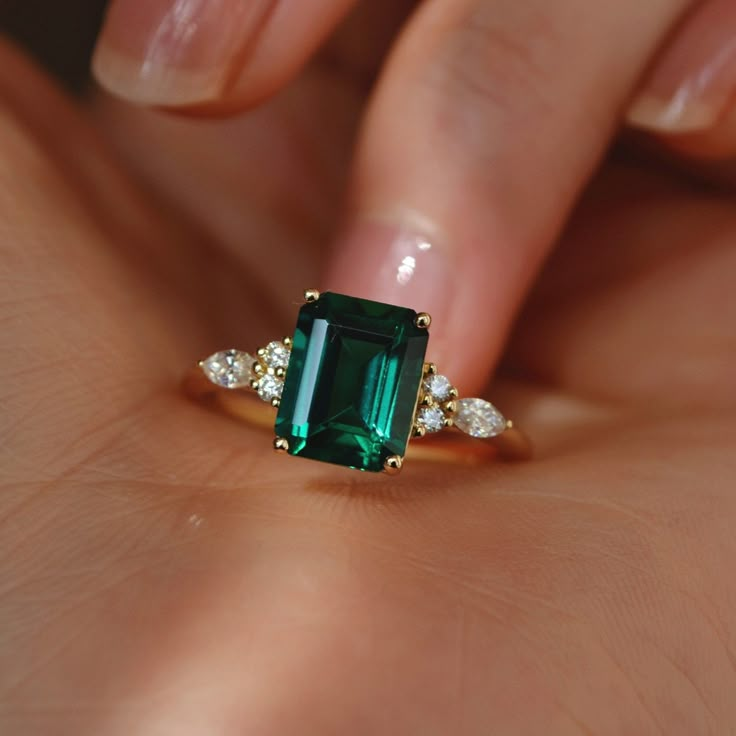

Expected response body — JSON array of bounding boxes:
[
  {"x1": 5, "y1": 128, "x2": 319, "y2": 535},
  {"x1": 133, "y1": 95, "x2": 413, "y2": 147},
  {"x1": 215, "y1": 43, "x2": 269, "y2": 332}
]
[{"x1": 184, "y1": 290, "x2": 532, "y2": 474}]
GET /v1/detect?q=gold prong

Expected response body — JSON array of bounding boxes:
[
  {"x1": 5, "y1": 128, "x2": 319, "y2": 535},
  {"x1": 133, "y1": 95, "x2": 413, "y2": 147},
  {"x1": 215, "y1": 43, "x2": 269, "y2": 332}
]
[
  {"x1": 271, "y1": 397, "x2": 281, "y2": 409},
  {"x1": 250, "y1": 379, "x2": 260, "y2": 391},
  {"x1": 448, "y1": 387, "x2": 459, "y2": 400},
  {"x1": 304, "y1": 289, "x2": 321, "y2": 303},
  {"x1": 505, "y1": 419, "x2": 514, "y2": 431},
  {"x1": 442, "y1": 400, "x2": 457, "y2": 415},
  {"x1": 283, "y1": 336, "x2": 293, "y2": 348},
  {"x1": 253, "y1": 362, "x2": 265, "y2": 376},
  {"x1": 412, "y1": 424, "x2": 427, "y2": 439},
  {"x1": 198, "y1": 360, "x2": 205, "y2": 368},
  {"x1": 444, "y1": 417, "x2": 454, "y2": 429},
  {"x1": 419, "y1": 394, "x2": 434, "y2": 408},
  {"x1": 384, "y1": 455, "x2": 403, "y2": 475},
  {"x1": 415, "y1": 312, "x2": 432, "y2": 329},
  {"x1": 275, "y1": 366, "x2": 286, "y2": 379},
  {"x1": 274, "y1": 437, "x2": 289, "y2": 453},
  {"x1": 424, "y1": 362, "x2": 437, "y2": 376},
  {"x1": 257, "y1": 347, "x2": 267, "y2": 358}
]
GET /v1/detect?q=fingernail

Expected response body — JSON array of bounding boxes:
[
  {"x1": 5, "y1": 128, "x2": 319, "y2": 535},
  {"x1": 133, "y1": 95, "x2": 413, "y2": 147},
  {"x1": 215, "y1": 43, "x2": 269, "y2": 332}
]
[
  {"x1": 325, "y1": 216, "x2": 495, "y2": 390},
  {"x1": 627, "y1": 0, "x2": 736, "y2": 132},
  {"x1": 92, "y1": 0, "x2": 272, "y2": 106}
]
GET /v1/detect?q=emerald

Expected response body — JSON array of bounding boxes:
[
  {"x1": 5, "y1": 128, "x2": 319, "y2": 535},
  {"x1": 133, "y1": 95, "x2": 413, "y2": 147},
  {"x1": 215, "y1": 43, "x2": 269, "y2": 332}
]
[{"x1": 275, "y1": 292, "x2": 429, "y2": 472}]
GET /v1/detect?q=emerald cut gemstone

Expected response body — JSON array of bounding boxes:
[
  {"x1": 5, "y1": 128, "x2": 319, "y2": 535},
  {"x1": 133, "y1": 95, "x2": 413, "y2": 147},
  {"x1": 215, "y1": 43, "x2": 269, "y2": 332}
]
[{"x1": 275, "y1": 292, "x2": 429, "y2": 472}]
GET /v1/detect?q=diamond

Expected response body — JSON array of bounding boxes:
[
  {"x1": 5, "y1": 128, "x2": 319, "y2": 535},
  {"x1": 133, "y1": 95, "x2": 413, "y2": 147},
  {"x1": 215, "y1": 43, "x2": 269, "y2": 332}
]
[
  {"x1": 423, "y1": 374, "x2": 453, "y2": 402},
  {"x1": 454, "y1": 398, "x2": 507, "y2": 438},
  {"x1": 201, "y1": 350, "x2": 253, "y2": 389},
  {"x1": 257, "y1": 374, "x2": 283, "y2": 402},
  {"x1": 263, "y1": 341, "x2": 291, "y2": 370},
  {"x1": 417, "y1": 406, "x2": 445, "y2": 433},
  {"x1": 275, "y1": 292, "x2": 429, "y2": 472}
]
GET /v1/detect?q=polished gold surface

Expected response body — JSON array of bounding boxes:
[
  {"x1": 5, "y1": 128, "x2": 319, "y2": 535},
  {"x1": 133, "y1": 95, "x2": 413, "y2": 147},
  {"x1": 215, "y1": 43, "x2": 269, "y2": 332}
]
[{"x1": 415, "y1": 312, "x2": 432, "y2": 329}]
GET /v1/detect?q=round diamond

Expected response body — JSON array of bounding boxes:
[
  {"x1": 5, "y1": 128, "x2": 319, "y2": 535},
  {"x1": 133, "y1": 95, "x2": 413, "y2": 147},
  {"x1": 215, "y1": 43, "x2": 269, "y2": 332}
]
[
  {"x1": 263, "y1": 341, "x2": 291, "y2": 370},
  {"x1": 423, "y1": 374, "x2": 453, "y2": 402},
  {"x1": 201, "y1": 350, "x2": 253, "y2": 389},
  {"x1": 417, "y1": 406, "x2": 445, "y2": 433},
  {"x1": 257, "y1": 374, "x2": 283, "y2": 402},
  {"x1": 454, "y1": 398, "x2": 507, "y2": 438}
]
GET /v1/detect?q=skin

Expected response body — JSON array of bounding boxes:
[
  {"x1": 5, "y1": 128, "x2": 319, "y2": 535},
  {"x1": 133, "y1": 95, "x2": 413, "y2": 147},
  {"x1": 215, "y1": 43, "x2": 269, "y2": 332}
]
[{"x1": 0, "y1": 17, "x2": 735, "y2": 736}]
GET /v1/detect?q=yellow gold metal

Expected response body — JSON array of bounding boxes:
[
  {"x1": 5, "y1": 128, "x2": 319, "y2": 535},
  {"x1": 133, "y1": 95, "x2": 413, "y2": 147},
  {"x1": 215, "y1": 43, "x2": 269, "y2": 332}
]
[
  {"x1": 304, "y1": 289, "x2": 321, "y2": 303},
  {"x1": 187, "y1": 331, "x2": 534, "y2": 469},
  {"x1": 271, "y1": 397, "x2": 281, "y2": 409},
  {"x1": 415, "y1": 312, "x2": 432, "y2": 329}
]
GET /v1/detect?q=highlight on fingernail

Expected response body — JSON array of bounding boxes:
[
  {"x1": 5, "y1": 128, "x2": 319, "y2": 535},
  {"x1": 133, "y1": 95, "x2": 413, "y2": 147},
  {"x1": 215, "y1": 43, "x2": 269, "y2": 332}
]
[{"x1": 92, "y1": 0, "x2": 271, "y2": 106}]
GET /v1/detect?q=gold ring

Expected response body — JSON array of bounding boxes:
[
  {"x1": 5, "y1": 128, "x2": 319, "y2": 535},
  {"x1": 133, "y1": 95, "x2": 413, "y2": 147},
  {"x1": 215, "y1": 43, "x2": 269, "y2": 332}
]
[{"x1": 184, "y1": 290, "x2": 532, "y2": 474}]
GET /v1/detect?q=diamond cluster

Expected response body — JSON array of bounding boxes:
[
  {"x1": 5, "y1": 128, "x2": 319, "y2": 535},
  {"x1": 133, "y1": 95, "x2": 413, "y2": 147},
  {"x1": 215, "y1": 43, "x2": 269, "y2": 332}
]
[
  {"x1": 412, "y1": 366, "x2": 508, "y2": 439},
  {"x1": 413, "y1": 365, "x2": 458, "y2": 436},
  {"x1": 201, "y1": 340, "x2": 292, "y2": 405}
]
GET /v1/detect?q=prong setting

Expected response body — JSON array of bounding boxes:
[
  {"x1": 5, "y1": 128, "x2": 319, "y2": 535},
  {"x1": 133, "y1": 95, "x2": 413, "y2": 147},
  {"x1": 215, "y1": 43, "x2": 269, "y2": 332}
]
[
  {"x1": 415, "y1": 312, "x2": 432, "y2": 329},
  {"x1": 384, "y1": 456, "x2": 403, "y2": 475},
  {"x1": 274, "y1": 437, "x2": 289, "y2": 453},
  {"x1": 304, "y1": 289, "x2": 321, "y2": 303}
]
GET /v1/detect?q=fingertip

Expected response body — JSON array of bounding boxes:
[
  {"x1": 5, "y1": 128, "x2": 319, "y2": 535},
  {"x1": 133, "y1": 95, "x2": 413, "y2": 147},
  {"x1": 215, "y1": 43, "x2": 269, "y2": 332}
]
[{"x1": 92, "y1": 0, "x2": 357, "y2": 111}]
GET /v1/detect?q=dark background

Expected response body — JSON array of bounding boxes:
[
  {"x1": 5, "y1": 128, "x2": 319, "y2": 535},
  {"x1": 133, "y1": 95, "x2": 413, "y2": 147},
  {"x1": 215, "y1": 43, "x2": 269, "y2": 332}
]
[{"x1": 0, "y1": 0, "x2": 108, "y2": 90}]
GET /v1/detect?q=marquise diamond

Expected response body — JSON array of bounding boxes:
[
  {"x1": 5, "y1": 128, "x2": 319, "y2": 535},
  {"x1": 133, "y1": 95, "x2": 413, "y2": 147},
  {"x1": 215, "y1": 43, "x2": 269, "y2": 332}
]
[
  {"x1": 201, "y1": 350, "x2": 254, "y2": 389},
  {"x1": 454, "y1": 398, "x2": 507, "y2": 438}
]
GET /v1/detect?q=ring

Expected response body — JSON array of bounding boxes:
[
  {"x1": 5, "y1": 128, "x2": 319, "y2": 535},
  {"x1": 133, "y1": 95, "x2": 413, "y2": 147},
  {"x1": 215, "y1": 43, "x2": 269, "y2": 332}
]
[{"x1": 184, "y1": 290, "x2": 532, "y2": 474}]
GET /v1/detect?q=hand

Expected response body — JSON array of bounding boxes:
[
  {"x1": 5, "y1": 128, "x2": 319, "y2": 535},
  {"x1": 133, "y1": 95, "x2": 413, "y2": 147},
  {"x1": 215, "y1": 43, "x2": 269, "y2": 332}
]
[{"x1": 0, "y1": 6, "x2": 734, "y2": 735}]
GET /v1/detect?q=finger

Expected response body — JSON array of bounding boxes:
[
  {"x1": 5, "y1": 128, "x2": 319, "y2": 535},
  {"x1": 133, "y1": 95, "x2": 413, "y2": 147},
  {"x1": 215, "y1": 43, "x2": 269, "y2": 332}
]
[
  {"x1": 626, "y1": 0, "x2": 736, "y2": 159},
  {"x1": 92, "y1": 0, "x2": 357, "y2": 109},
  {"x1": 325, "y1": 0, "x2": 692, "y2": 393}
]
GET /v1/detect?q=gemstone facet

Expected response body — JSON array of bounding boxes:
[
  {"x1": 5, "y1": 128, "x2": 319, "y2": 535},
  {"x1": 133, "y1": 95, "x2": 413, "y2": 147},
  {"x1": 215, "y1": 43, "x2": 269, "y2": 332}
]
[
  {"x1": 423, "y1": 374, "x2": 453, "y2": 402},
  {"x1": 258, "y1": 374, "x2": 283, "y2": 402},
  {"x1": 454, "y1": 398, "x2": 507, "y2": 438},
  {"x1": 275, "y1": 292, "x2": 429, "y2": 472},
  {"x1": 201, "y1": 350, "x2": 254, "y2": 389},
  {"x1": 417, "y1": 406, "x2": 446, "y2": 434},
  {"x1": 263, "y1": 341, "x2": 291, "y2": 370}
]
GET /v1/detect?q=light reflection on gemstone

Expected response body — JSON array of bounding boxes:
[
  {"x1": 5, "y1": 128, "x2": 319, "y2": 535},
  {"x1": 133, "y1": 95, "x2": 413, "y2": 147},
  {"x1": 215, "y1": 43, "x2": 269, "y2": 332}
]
[
  {"x1": 454, "y1": 398, "x2": 507, "y2": 438},
  {"x1": 201, "y1": 350, "x2": 253, "y2": 389}
]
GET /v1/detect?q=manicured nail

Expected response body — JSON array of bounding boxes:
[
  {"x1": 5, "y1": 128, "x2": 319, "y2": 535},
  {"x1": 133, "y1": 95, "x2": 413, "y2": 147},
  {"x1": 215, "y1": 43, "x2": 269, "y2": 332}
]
[
  {"x1": 627, "y1": 0, "x2": 736, "y2": 132},
  {"x1": 326, "y1": 217, "x2": 497, "y2": 390},
  {"x1": 92, "y1": 0, "x2": 272, "y2": 106}
]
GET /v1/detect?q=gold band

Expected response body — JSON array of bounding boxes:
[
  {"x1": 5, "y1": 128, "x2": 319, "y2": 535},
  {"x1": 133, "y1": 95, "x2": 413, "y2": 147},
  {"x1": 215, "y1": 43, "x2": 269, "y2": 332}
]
[{"x1": 183, "y1": 367, "x2": 532, "y2": 465}]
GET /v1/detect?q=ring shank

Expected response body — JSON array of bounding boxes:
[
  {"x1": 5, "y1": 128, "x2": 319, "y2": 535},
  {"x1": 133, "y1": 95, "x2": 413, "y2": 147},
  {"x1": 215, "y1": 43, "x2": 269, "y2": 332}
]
[{"x1": 183, "y1": 368, "x2": 532, "y2": 464}]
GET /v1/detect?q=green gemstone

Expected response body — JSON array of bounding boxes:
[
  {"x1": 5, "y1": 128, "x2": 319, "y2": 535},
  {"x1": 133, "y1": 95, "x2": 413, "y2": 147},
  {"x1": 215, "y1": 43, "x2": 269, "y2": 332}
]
[{"x1": 275, "y1": 292, "x2": 429, "y2": 472}]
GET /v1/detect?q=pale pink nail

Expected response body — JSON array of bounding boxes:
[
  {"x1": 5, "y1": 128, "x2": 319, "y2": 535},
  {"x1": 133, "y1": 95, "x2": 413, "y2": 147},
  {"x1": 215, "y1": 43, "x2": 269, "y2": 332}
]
[
  {"x1": 92, "y1": 0, "x2": 272, "y2": 106},
  {"x1": 326, "y1": 219, "x2": 504, "y2": 392},
  {"x1": 627, "y1": 0, "x2": 736, "y2": 132}
]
